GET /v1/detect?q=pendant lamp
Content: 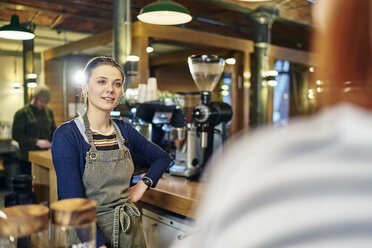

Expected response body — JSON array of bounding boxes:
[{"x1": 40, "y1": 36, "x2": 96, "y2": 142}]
[
  {"x1": 137, "y1": 0, "x2": 192, "y2": 25},
  {"x1": 0, "y1": 15, "x2": 35, "y2": 40}
]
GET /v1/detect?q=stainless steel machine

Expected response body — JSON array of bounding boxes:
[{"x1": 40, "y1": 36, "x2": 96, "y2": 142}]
[
  {"x1": 169, "y1": 92, "x2": 203, "y2": 177},
  {"x1": 169, "y1": 55, "x2": 232, "y2": 178}
]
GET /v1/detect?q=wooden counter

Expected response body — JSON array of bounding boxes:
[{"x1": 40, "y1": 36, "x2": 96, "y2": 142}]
[
  {"x1": 29, "y1": 150, "x2": 58, "y2": 204},
  {"x1": 28, "y1": 150, "x2": 204, "y2": 218},
  {"x1": 142, "y1": 173, "x2": 203, "y2": 218}
]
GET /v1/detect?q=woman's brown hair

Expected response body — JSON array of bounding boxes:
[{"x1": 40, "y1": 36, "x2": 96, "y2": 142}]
[
  {"x1": 81, "y1": 56, "x2": 125, "y2": 107},
  {"x1": 84, "y1": 56, "x2": 125, "y2": 83}
]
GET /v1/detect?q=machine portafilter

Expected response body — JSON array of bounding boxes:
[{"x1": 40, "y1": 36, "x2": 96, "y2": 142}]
[{"x1": 188, "y1": 55, "x2": 233, "y2": 166}]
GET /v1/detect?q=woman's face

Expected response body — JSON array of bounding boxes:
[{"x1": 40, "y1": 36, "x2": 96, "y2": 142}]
[{"x1": 83, "y1": 64, "x2": 123, "y2": 113}]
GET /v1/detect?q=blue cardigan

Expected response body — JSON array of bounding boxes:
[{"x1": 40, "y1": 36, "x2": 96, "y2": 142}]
[{"x1": 51, "y1": 118, "x2": 170, "y2": 247}]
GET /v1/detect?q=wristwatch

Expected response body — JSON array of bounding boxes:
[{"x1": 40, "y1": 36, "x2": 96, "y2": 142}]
[{"x1": 141, "y1": 177, "x2": 152, "y2": 189}]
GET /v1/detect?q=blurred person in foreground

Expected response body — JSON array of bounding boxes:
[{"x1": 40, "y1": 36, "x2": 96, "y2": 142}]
[
  {"x1": 12, "y1": 85, "x2": 56, "y2": 176},
  {"x1": 174, "y1": 1, "x2": 372, "y2": 247}
]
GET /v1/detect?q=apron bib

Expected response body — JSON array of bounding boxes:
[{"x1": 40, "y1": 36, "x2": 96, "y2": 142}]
[{"x1": 81, "y1": 114, "x2": 146, "y2": 248}]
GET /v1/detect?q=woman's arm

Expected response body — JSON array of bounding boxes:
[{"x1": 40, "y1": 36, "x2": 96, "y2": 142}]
[
  {"x1": 51, "y1": 124, "x2": 86, "y2": 199},
  {"x1": 125, "y1": 123, "x2": 171, "y2": 185},
  {"x1": 122, "y1": 122, "x2": 170, "y2": 202}
]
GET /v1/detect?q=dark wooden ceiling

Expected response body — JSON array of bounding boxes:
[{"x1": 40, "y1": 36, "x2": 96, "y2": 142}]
[{"x1": 0, "y1": 0, "x2": 313, "y2": 51}]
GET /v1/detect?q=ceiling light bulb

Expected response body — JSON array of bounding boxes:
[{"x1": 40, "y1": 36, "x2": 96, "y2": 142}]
[
  {"x1": 146, "y1": 46, "x2": 154, "y2": 53},
  {"x1": 27, "y1": 82, "x2": 37, "y2": 88},
  {"x1": 127, "y1": 55, "x2": 140, "y2": 62},
  {"x1": 267, "y1": 80, "x2": 278, "y2": 87},
  {"x1": 225, "y1": 58, "x2": 236, "y2": 65},
  {"x1": 26, "y1": 73, "x2": 37, "y2": 79},
  {"x1": 12, "y1": 82, "x2": 21, "y2": 88}
]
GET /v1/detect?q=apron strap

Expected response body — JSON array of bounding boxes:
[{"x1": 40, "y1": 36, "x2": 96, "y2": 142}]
[
  {"x1": 83, "y1": 113, "x2": 97, "y2": 152},
  {"x1": 112, "y1": 203, "x2": 140, "y2": 248},
  {"x1": 111, "y1": 120, "x2": 126, "y2": 149},
  {"x1": 83, "y1": 113, "x2": 99, "y2": 161}
]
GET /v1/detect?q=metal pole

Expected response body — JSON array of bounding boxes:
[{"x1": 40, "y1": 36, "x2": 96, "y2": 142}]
[
  {"x1": 250, "y1": 7, "x2": 277, "y2": 127},
  {"x1": 113, "y1": 0, "x2": 132, "y2": 90},
  {"x1": 22, "y1": 23, "x2": 35, "y2": 105}
]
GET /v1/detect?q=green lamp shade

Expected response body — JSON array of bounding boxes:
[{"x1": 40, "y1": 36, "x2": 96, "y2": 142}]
[
  {"x1": 137, "y1": 0, "x2": 192, "y2": 25},
  {"x1": 0, "y1": 15, "x2": 35, "y2": 40}
]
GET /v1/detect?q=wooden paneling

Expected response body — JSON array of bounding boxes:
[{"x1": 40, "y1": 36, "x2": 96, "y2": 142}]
[
  {"x1": 131, "y1": 35, "x2": 150, "y2": 88},
  {"x1": 45, "y1": 55, "x2": 91, "y2": 127},
  {"x1": 269, "y1": 45, "x2": 315, "y2": 66},
  {"x1": 243, "y1": 51, "x2": 251, "y2": 128},
  {"x1": 154, "y1": 65, "x2": 198, "y2": 94},
  {"x1": 227, "y1": 51, "x2": 245, "y2": 134},
  {"x1": 45, "y1": 59, "x2": 64, "y2": 126}
]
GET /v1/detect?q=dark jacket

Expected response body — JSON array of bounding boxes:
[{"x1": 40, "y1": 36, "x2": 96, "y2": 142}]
[{"x1": 12, "y1": 104, "x2": 56, "y2": 160}]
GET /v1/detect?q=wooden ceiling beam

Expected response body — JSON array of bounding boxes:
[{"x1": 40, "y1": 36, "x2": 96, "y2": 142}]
[
  {"x1": 269, "y1": 44, "x2": 315, "y2": 66},
  {"x1": 133, "y1": 22, "x2": 254, "y2": 53},
  {"x1": 0, "y1": 2, "x2": 111, "y2": 23},
  {"x1": 43, "y1": 29, "x2": 112, "y2": 60},
  {"x1": 150, "y1": 48, "x2": 231, "y2": 67},
  {"x1": 43, "y1": 21, "x2": 314, "y2": 67}
]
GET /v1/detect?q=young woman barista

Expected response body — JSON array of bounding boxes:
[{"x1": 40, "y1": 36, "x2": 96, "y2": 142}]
[{"x1": 52, "y1": 56, "x2": 171, "y2": 248}]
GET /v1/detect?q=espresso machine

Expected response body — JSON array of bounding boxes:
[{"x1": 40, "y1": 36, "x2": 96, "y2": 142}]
[
  {"x1": 169, "y1": 92, "x2": 203, "y2": 177},
  {"x1": 170, "y1": 55, "x2": 232, "y2": 178}
]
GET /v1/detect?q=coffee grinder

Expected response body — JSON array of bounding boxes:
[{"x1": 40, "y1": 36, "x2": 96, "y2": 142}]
[
  {"x1": 189, "y1": 55, "x2": 233, "y2": 167},
  {"x1": 170, "y1": 55, "x2": 233, "y2": 178}
]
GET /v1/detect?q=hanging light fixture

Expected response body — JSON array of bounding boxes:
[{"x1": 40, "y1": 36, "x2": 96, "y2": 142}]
[
  {"x1": 137, "y1": 0, "x2": 192, "y2": 25},
  {"x1": 0, "y1": 15, "x2": 35, "y2": 40}
]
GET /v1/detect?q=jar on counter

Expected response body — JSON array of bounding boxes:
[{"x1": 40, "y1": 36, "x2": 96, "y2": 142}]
[
  {"x1": 50, "y1": 198, "x2": 97, "y2": 248},
  {"x1": 0, "y1": 204, "x2": 49, "y2": 248}
]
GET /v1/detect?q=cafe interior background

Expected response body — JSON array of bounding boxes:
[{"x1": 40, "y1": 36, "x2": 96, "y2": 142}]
[
  {"x1": 0, "y1": 0, "x2": 317, "y2": 132},
  {"x1": 0, "y1": 0, "x2": 318, "y2": 197},
  {"x1": 0, "y1": 0, "x2": 321, "y2": 211}
]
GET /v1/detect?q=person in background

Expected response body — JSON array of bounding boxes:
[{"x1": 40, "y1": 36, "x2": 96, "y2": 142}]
[
  {"x1": 174, "y1": 0, "x2": 372, "y2": 247},
  {"x1": 12, "y1": 85, "x2": 56, "y2": 176},
  {"x1": 52, "y1": 56, "x2": 170, "y2": 248}
]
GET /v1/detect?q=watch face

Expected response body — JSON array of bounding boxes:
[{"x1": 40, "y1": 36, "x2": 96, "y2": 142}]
[{"x1": 142, "y1": 178, "x2": 151, "y2": 187}]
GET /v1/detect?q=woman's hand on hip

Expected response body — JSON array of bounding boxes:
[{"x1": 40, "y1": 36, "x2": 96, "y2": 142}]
[{"x1": 129, "y1": 180, "x2": 148, "y2": 203}]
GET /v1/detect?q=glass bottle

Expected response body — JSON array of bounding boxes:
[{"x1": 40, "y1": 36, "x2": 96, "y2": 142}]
[
  {"x1": 50, "y1": 198, "x2": 97, "y2": 248},
  {"x1": 0, "y1": 204, "x2": 49, "y2": 248}
]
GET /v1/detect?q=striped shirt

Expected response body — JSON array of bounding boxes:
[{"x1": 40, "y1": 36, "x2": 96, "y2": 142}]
[
  {"x1": 174, "y1": 104, "x2": 372, "y2": 248},
  {"x1": 92, "y1": 132, "x2": 119, "y2": 150}
]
